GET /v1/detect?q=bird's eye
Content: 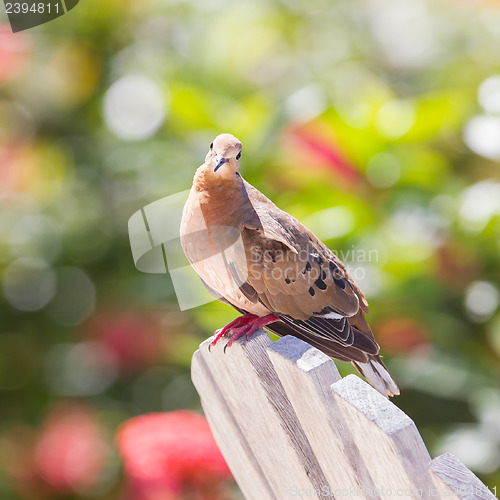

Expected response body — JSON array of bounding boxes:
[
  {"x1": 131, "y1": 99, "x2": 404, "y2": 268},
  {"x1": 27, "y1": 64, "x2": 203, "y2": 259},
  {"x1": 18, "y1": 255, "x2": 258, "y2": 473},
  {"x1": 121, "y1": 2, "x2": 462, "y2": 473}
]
[
  {"x1": 210, "y1": 143, "x2": 213, "y2": 150},
  {"x1": 236, "y1": 151, "x2": 241, "y2": 160}
]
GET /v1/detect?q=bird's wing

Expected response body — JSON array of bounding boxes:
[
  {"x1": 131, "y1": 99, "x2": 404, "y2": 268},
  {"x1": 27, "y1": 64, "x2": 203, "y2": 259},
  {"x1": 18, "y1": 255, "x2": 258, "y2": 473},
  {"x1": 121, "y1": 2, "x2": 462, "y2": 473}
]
[{"x1": 234, "y1": 181, "x2": 376, "y2": 353}]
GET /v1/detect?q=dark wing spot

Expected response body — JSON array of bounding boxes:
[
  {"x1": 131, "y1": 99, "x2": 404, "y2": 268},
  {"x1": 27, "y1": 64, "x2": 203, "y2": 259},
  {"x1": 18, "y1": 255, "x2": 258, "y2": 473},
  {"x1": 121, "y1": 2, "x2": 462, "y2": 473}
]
[
  {"x1": 314, "y1": 278, "x2": 327, "y2": 291},
  {"x1": 240, "y1": 281, "x2": 258, "y2": 303},
  {"x1": 334, "y1": 277, "x2": 346, "y2": 289},
  {"x1": 305, "y1": 261, "x2": 311, "y2": 272},
  {"x1": 310, "y1": 253, "x2": 323, "y2": 265},
  {"x1": 308, "y1": 286, "x2": 315, "y2": 297},
  {"x1": 320, "y1": 269, "x2": 326, "y2": 280},
  {"x1": 285, "y1": 276, "x2": 291, "y2": 284},
  {"x1": 330, "y1": 261, "x2": 344, "y2": 279}
]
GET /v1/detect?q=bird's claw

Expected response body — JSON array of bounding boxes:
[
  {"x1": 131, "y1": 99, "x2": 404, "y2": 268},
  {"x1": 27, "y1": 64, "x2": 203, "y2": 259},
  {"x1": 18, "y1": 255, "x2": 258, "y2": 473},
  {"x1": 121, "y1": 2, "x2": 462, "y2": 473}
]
[
  {"x1": 209, "y1": 313, "x2": 278, "y2": 354},
  {"x1": 223, "y1": 325, "x2": 252, "y2": 353},
  {"x1": 208, "y1": 314, "x2": 256, "y2": 353},
  {"x1": 208, "y1": 328, "x2": 226, "y2": 352}
]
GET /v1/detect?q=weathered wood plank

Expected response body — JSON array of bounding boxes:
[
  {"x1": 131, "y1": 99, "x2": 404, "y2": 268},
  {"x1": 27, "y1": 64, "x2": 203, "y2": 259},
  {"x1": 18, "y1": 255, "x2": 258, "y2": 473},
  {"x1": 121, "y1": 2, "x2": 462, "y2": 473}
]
[
  {"x1": 267, "y1": 335, "x2": 379, "y2": 496},
  {"x1": 430, "y1": 454, "x2": 496, "y2": 500},
  {"x1": 332, "y1": 374, "x2": 439, "y2": 499},
  {"x1": 191, "y1": 349, "x2": 275, "y2": 500},
  {"x1": 192, "y1": 330, "x2": 329, "y2": 499}
]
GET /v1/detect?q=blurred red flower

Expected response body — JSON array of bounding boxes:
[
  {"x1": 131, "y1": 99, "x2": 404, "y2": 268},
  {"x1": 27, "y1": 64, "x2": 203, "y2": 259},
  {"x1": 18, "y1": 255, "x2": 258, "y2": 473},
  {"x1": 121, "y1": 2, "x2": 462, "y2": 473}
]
[
  {"x1": 2, "y1": 404, "x2": 111, "y2": 498},
  {"x1": 376, "y1": 317, "x2": 430, "y2": 356},
  {"x1": 283, "y1": 122, "x2": 360, "y2": 184},
  {"x1": 33, "y1": 404, "x2": 110, "y2": 494},
  {"x1": 85, "y1": 310, "x2": 164, "y2": 374},
  {"x1": 0, "y1": 24, "x2": 30, "y2": 81},
  {"x1": 116, "y1": 411, "x2": 233, "y2": 500}
]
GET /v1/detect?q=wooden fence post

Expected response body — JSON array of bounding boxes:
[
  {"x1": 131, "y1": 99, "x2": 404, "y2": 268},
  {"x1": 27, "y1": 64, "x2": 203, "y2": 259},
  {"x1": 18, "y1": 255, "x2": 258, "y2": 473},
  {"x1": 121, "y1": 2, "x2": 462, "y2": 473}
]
[{"x1": 191, "y1": 330, "x2": 495, "y2": 500}]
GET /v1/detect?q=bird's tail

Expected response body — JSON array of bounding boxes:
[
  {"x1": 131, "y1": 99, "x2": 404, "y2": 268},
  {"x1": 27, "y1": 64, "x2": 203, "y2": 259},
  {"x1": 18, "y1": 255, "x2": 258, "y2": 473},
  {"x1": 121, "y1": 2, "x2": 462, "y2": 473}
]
[{"x1": 352, "y1": 355, "x2": 400, "y2": 397}]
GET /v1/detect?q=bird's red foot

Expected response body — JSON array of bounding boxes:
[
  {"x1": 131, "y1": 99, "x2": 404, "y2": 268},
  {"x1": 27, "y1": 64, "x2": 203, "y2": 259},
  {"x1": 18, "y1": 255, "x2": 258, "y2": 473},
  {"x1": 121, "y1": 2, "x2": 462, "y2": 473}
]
[
  {"x1": 209, "y1": 314, "x2": 257, "y2": 351},
  {"x1": 209, "y1": 313, "x2": 279, "y2": 352}
]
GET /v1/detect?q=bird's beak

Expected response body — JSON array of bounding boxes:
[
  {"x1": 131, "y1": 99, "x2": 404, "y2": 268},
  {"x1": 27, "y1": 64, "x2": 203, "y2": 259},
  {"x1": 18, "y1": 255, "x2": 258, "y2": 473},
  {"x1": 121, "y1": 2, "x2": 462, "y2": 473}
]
[{"x1": 214, "y1": 157, "x2": 228, "y2": 172}]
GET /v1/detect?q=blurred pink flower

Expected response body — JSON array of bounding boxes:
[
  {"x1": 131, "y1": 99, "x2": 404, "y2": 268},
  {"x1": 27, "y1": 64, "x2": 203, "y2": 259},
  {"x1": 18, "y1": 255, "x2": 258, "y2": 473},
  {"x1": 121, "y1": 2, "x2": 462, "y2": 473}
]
[
  {"x1": 33, "y1": 404, "x2": 109, "y2": 494},
  {"x1": 85, "y1": 310, "x2": 164, "y2": 374},
  {"x1": 116, "y1": 411, "x2": 233, "y2": 500},
  {"x1": 0, "y1": 24, "x2": 30, "y2": 81},
  {"x1": 284, "y1": 123, "x2": 360, "y2": 184},
  {"x1": 3, "y1": 404, "x2": 111, "y2": 498},
  {"x1": 377, "y1": 318, "x2": 430, "y2": 356}
]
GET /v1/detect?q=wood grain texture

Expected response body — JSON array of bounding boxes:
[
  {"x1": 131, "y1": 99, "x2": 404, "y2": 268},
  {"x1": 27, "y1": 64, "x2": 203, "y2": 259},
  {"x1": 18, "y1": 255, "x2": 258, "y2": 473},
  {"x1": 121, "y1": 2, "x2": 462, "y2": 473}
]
[
  {"x1": 191, "y1": 329, "x2": 494, "y2": 500},
  {"x1": 331, "y1": 374, "x2": 439, "y2": 498},
  {"x1": 191, "y1": 349, "x2": 275, "y2": 500},
  {"x1": 430, "y1": 454, "x2": 496, "y2": 500},
  {"x1": 192, "y1": 330, "x2": 328, "y2": 499},
  {"x1": 267, "y1": 336, "x2": 377, "y2": 495}
]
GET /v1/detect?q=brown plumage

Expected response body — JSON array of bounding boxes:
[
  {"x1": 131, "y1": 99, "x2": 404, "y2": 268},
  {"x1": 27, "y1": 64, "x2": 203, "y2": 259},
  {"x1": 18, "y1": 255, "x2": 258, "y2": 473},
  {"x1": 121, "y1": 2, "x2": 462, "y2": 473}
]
[{"x1": 180, "y1": 133, "x2": 399, "y2": 397}]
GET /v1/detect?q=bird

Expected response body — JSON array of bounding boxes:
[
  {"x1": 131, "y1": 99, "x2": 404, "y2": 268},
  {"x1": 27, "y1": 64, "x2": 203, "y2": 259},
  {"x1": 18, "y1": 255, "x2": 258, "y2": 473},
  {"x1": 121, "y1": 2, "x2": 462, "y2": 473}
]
[{"x1": 180, "y1": 133, "x2": 399, "y2": 397}]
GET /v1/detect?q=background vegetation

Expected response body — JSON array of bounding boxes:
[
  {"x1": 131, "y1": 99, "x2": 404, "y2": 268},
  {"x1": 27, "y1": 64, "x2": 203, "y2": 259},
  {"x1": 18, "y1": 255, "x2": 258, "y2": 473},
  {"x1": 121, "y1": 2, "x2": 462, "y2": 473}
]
[{"x1": 1, "y1": 0, "x2": 499, "y2": 498}]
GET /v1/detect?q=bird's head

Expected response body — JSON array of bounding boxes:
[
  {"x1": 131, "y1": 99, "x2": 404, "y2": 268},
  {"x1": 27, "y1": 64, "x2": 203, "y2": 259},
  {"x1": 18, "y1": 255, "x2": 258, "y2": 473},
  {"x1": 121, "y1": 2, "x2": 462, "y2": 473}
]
[{"x1": 205, "y1": 133, "x2": 242, "y2": 176}]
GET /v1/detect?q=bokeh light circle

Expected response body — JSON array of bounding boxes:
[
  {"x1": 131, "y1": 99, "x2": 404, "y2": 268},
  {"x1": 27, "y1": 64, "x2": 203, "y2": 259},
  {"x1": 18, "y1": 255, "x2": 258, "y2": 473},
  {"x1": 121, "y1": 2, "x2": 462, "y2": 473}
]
[{"x1": 103, "y1": 75, "x2": 166, "y2": 141}]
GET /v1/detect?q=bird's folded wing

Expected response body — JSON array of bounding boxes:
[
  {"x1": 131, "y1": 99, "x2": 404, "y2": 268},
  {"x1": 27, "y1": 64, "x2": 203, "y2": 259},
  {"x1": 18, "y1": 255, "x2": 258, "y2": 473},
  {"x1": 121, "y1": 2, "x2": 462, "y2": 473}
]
[
  {"x1": 241, "y1": 207, "x2": 363, "y2": 313},
  {"x1": 233, "y1": 202, "x2": 375, "y2": 348}
]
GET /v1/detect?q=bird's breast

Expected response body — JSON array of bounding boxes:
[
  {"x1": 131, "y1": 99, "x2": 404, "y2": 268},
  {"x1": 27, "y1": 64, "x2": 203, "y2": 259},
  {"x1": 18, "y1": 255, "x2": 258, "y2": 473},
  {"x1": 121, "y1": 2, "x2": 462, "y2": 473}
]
[{"x1": 180, "y1": 190, "x2": 267, "y2": 314}]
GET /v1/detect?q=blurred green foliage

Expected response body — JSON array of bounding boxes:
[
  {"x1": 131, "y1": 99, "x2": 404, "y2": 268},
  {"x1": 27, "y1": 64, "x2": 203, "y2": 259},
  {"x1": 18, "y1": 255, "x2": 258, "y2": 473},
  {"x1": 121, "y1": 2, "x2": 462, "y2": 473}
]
[{"x1": 1, "y1": 0, "x2": 500, "y2": 497}]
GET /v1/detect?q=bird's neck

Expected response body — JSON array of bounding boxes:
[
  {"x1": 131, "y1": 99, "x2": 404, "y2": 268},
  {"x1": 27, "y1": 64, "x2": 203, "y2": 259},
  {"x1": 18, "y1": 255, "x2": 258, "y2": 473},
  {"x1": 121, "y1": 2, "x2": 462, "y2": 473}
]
[{"x1": 192, "y1": 166, "x2": 249, "y2": 226}]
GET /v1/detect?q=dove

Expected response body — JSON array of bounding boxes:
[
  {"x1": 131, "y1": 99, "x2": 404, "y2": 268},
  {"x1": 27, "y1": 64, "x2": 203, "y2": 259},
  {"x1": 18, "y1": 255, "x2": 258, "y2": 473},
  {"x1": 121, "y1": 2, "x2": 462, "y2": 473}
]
[{"x1": 180, "y1": 133, "x2": 399, "y2": 397}]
